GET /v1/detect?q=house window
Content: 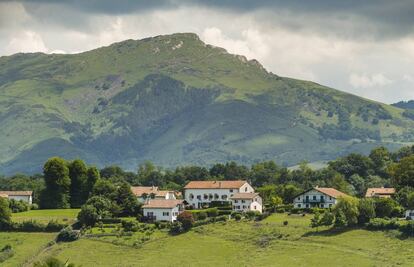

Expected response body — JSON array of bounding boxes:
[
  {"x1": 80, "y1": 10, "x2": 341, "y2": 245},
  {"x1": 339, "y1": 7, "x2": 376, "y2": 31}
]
[
  {"x1": 313, "y1": 195, "x2": 316, "y2": 200},
  {"x1": 320, "y1": 204, "x2": 324, "y2": 208},
  {"x1": 241, "y1": 200, "x2": 245, "y2": 203},
  {"x1": 329, "y1": 197, "x2": 332, "y2": 200},
  {"x1": 214, "y1": 194, "x2": 219, "y2": 199},
  {"x1": 297, "y1": 197, "x2": 300, "y2": 201},
  {"x1": 237, "y1": 206, "x2": 240, "y2": 209},
  {"x1": 329, "y1": 204, "x2": 332, "y2": 208},
  {"x1": 147, "y1": 212, "x2": 154, "y2": 217},
  {"x1": 245, "y1": 187, "x2": 248, "y2": 192},
  {"x1": 221, "y1": 195, "x2": 227, "y2": 200},
  {"x1": 254, "y1": 206, "x2": 257, "y2": 210},
  {"x1": 197, "y1": 195, "x2": 201, "y2": 200},
  {"x1": 298, "y1": 204, "x2": 301, "y2": 208},
  {"x1": 204, "y1": 194, "x2": 208, "y2": 200},
  {"x1": 243, "y1": 205, "x2": 246, "y2": 209},
  {"x1": 230, "y1": 189, "x2": 233, "y2": 193},
  {"x1": 235, "y1": 200, "x2": 238, "y2": 203},
  {"x1": 306, "y1": 204, "x2": 309, "y2": 208},
  {"x1": 189, "y1": 194, "x2": 194, "y2": 200},
  {"x1": 163, "y1": 212, "x2": 170, "y2": 216}
]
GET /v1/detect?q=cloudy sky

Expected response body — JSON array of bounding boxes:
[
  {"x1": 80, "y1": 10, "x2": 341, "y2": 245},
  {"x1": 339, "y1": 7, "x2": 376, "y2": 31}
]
[{"x1": 1, "y1": 0, "x2": 414, "y2": 103}]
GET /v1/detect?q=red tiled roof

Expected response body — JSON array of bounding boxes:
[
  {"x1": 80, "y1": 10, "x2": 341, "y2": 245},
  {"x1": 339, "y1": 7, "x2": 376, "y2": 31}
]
[
  {"x1": 184, "y1": 180, "x2": 247, "y2": 189},
  {"x1": 230, "y1": 193, "x2": 259, "y2": 200},
  {"x1": 365, "y1": 188, "x2": 396, "y2": 197},
  {"x1": 131, "y1": 186, "x2": 158, "y2": 196},
  {"x1": 0, "y1": 191, "x2": 32, "y2": 196},
  {"x1": 142, "y1": 199, "x2": 183, "y2": 209},
  {"x1": 314, "y1": 187, "x2": 348, "y2": 198}
]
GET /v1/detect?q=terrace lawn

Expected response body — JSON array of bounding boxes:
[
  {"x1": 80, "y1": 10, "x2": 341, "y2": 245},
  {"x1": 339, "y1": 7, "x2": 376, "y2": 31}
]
[
  {"x1": 0, "y1": 232, "x2": 55, "y2": 267},
  {"x1": 12, "y1": 209, "x2": 80, "y2": 224},
  {"x1": 32, "y1": 213, "x2": 414, "y2": 266}
]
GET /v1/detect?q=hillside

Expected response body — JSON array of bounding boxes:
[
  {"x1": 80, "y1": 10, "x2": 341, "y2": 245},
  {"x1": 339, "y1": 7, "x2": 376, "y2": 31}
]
[{"x1": 0, "y1": 33, "x2": 413, "y2": 174}]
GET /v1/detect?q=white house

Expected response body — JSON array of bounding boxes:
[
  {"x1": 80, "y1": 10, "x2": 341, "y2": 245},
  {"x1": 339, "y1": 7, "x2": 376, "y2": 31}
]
[
  {"x1": 0, "y1": 191, "x2": 33, "y2": 204},
  {"x1": 293, "y1": 187, "x2": 348, "y2": 209},
  {"x1": 184, "y1": 180, "x2": 254, "y2": 209},
  {"x1": 230, "y1": 193, "x2": 263, "y2": 213},
  {"x1": 142, "y1": 199, "x2": 184, "y2": 222},
  {"x1": 131, "y1": 186, "x2": 176, "y2": 203}
]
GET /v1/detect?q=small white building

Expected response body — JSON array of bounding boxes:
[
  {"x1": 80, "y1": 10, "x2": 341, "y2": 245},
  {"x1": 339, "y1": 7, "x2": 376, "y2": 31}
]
[
  {"x1": 230, "y1": 193, "x2": 263, "y2": 213},
  {"x1": 131, "y1": 186, "x2": 176, "y2": 203},
  {"x1": 406, "y1": 210, "x2": 414, "y2": 220},
  {"x1": 142, "y1": 199, "x2": 184, "y2": 222},
  {"x1": 293, "y1": 187, "x2": 348, "y2": 209},
  {"x1": 184, "y1": 180, "x2": 254, "y2": 209},
  {"x1": 0, "y1": 191, "x2": 33, "y2": 204}
]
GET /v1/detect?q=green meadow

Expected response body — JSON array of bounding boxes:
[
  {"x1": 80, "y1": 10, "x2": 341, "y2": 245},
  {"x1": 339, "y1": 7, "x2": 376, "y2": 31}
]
[
  {"x1": 8, "y1": 213, "x2": 412, "y2": 267},
  {"x1": 12, "y1": 209, "x2": 80, "y2": 224}
]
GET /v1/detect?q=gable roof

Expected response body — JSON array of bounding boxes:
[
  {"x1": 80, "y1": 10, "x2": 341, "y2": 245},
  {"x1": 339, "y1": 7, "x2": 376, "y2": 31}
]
[
  {"x1": 142, "y1": 199, "x2": 183, "y2": 209},
  {"x1": 230, "y1": 193, "x2": 260, "y2": 200},
  {"x1": 0, "y1": 191, "x2": 33, "y2": 196},
  {"x1": 155, "y1": 190, "x2": 174, "y2": 197},
  {"x1": 365, "y1": 187, "x2": 396, "y2": 197},
  {"x1": 131, "y1": 186, "x2": 159, "y2": 196},
  {"x1": 184, "y1": 180, "x2": 247, "y2": 189},
  {"x1": 295, "y1": 187, "x2": 348, "y2": 199}
]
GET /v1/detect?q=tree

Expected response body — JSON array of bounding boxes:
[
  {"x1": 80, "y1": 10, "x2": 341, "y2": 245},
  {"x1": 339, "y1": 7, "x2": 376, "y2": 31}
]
[
  {"x1": 68, "y1": 159, "x2": 88, "y2": 208},
  {"x1": 334, "y1": 210, "x2": 346, "y2": 227},
  {"x1": 77, "y1": 205, "x2": 99, "y2": 227},
  {"x1": 333, "y1": 196, "x2": 359, "y2": 226},
  {"x1": 41, "y1": 157, "x2": 71, "y2": 209},
  {"x1": 357, "y1": 198, "x2": 376, "y2": 225},
  {"x1": 0, "y1": 197, "x2": 11, "y2": 229},
  {"x1": 177, "y1": 211, "x2": 194, "y2": 230},
  {"x1": 311, "y1": 212, "x2": 321, "y2": 230},
  {"x1": 269, "y1": 196, "x2": 283, "y2": 212},
  {"x1": 407, "y1": 192, "x2": 414, "y2": 210},
  {"x1": 320, "y1": 211, "x2": 334, "y2": 226},
  {"x1": 250, "y1": 161, "x2": 281, "y2": 186},
  {"x1": 92, "y1": 179, "x2": 117, "y2": 201},
  {"x1": 84, "y1": 166, "x2": 100, "y2": 200},
  {"x1": 280, "y1": 184, "x2": 301, "y2": 204},
  {"x1": 374, "y1": 198, "x2": 398, "y2": 218},
  {"x1": 369, "y1": 147, "x2": 391, "y2": 177},
  {"x1": 115, "y1": 182, "x2": 141, "y2": 216},
  {"x1": 389, "y1": 155, "x2": 414, "y2": 189}
]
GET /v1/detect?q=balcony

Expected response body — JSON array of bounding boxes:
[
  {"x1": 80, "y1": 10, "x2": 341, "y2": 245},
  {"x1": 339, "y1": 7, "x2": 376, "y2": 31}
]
[{"x1": 303, "y1": 199, "x2": 325, "y2": 203}]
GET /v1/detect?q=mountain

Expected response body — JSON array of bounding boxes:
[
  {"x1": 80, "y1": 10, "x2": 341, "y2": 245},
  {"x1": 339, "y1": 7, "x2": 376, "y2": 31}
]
[
  {"x1": 392, "y1": 100, "x2": 414, "y2": 110},
  {"x1": 0, "y1": 33, "x2": 413, "y2": 174}
]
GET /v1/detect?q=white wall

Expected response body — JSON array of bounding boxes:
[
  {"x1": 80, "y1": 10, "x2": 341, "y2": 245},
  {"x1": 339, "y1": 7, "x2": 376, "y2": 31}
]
[
  {"x1": 232, "y1": 195, "x2": 263, "y2": 213},
  {"x1": 293, "y1": 189, "x2": 336, "y2": 209},
  {"x1": 8, "y1": 195, "x2": 32, "y2": 205},
  {"x1": 143, "y1": 205, "x2": 181, "y2": 222}
]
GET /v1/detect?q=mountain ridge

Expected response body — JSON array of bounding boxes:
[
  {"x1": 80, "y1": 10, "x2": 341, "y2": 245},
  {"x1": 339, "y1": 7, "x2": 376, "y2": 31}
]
[{"x1": 0, "y1": 32, "x2": 412, "y2": 174}]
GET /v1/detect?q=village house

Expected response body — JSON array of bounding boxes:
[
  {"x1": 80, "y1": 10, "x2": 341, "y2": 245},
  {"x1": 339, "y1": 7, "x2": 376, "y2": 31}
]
[
  {"x1": 230, "y1": 192, "x2": 263, "y2": 213},
  {"x1": 131, "y1": 186, "x2": 176, "y2": 203},
  {"x1": 293, "y1": 187, "x2": 348, "y2": 209},
  {"x1": 0, "y1": 191, "x2": 33, "y2": 204},
  {"x1": 406, "y1": 210, "x2": 414, "y2": 220},
  {"x1": 184, "y1": 180, "x2": 254, "y2": 209},
  {"x1": 142, "y1": 199, "x2": 184, "y2": 222},
  {"x1": 365, "y1": 187, "x2": 395, "y2": 198}
]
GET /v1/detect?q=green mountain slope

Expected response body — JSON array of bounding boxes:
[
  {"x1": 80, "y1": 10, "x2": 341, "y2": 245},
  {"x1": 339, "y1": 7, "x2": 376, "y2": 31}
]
[{"x1": 0, "y1": 33, "x2": 413, "y2": 174}]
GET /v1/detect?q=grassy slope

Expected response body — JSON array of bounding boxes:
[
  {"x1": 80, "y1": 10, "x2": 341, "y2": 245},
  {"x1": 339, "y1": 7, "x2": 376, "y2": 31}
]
[
  {"x1": 30, "y1": 214, "x2": 414, "y2": 267},
  {"x1": 12, "y1": 209, "x2": 80, "y2": 224},
  {"x1": 0, "y1": 33, "x2": 413, "y2": 174}
]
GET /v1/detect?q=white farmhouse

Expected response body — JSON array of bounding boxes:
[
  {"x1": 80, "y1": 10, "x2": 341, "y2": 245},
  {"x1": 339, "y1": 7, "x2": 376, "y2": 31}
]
[
  {"x1": 131, "y1": 186, "x2": 176, "y2": 203},
  {"x1": 0, "y1": 191, "x2": 33, "y2": 204},
  {"x1": 142, "y1": 199, "x2": 184, "y2": 222},
  {"x1": 293, "y1": 187, "x2": 348, "y2": 209},
  {"x1": 230, "y1": 193, "x2": 263, "y2": 213},
  {"x1": 184, "y1": 180, "x2": 254, "y2": 209},
  {"x1": 406, "y1": 210, "x2": 414, "y2": 220}
]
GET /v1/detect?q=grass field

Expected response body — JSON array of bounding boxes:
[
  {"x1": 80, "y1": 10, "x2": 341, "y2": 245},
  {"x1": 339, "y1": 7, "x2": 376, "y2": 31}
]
[
  {"x1": 12, "y1": 209, "x2": 80, "y2": 224},
  {"x1": 26, "y1": 213, "x2": 414, "y2": 267}
]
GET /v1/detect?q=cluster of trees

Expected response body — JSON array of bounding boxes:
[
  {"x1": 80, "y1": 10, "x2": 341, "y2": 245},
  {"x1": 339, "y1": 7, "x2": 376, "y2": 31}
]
[{"x1": 311, "y1": 195, "x2": 406, "y2": 229}]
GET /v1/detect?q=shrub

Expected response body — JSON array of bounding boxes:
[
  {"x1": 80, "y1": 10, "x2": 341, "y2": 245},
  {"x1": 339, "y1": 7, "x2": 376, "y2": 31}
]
[
  {"x1": 20, "y1": 220, "x2": 46, "y2": 232},
  {"x1": 30, "y1": 203, "x2": 39, "y2": 210},
  {"x1": 197, "y1": 211, "x2": 207, "y2": 220},
  {"x1": 400, "y1": 221, "x2": 414, "y2": 236},
  {"x1": 206, "y1": 208, "x2": 218, "y2": 217},
  {"x1": 56, "y1": 227, "x2": 80, "y2": 242},
  {"x1": 169, "y1": 221, "x2": 184, "y2": 235},
  {"x1": 234, "y1": 214, "x2": 242, "y2": 221},
  {"x1": 177, "y1": 211, "x2": 194, "y2": 230},
  {"x1": 209, "y1": 201, "x2": 232, "y2": 208},
  {"x1": 0, "y1": 244, "x2": 14, "y2": 263},
  {"x1": 320, "y1": 211, "x2": 334, "y2": 226},
  {"x1": 283, "y1": 220, "x2": 288, "y2": 226},
  {"x1": 215, "y1": 215, "x2": 228, "y2": 222},
  {"x1": 366, "y1": 218, "x2": 400, "y2": 230},
  {"x1": 154, "y1": 221, "x2": 171, "y2": 229},
  {"x1": 121, "y1": 220, "x2": 140, "y2": 232},
  {"x1": 245, "y1": 210, "x2": 260, "y2": 220},
  {"x1": 218, "y1": 210, "x2": 232, "y2": 216},
  {"x1": 45, "y1": 220, "x2": 67, "y2": 232},
  {"x1": 275, "y1": 207, "x2": 285, "y2": 213},
  {"x1": 100, "y1": 218, "x2": 122, "y2": 224},
  {"x1": 78, "y1": 205, "x2": 99, "y2": 227},
  {"x1": 255, "y1": 212, "x2": 270, "y2": 221},
  {"x1": 9, "y1": 199, "x2": 29, "y2": 213},
  {"x1": 357, "y1": 198, "x2": 376, "y2": 225},
  {"x1": 374, "y1": 198, "x2": 400, "y2": 218},
  {"x1": 290, "y1": 208, "x2": 303, "y2": 214}
]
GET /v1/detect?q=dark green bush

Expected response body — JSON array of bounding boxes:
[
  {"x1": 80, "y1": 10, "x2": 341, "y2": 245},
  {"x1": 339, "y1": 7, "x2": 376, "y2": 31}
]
[
  {"x1": 197, "y1": 211, "x2": 207, "y2": 220},
  {"x1": 366, "y1": 218, "x2": 400, "y2": 230},
  {"x1": 9, "y1": 199, "x2": 29, "y2": 213},
  {"x1": 45, "y1": 220, "x2": 67, "y2": 232},
  {"x1": 56, "y1": 227, "x2": 80, "y2": 242},
  {"x1": 400, "y1": 221, "x2": 414, "y2": 236},
  {"x1": 121, "y1": 220, "x2": 140, "y2": 232},
  {"x1": 218, "y1": 210, "x2": 232, "y2": 216},
  {"x1": 169, "y1": 221, "x2": 184, "y2": 235},
  {"x1": 234, "y1": 214, "x2": 242, "y2": 221},
  {"x1": 245, "y1": 210, "x2": 260, "y2": 220},
  {"x1": 206, "y1": 208, "x2": 218, "y2": 217},
  {"x1": 255, "y1": 212, "x2": 270, "y2": 221},
  {"x1": 0, "y1": 244, "x2": 14, "y2": 263},
  {"x1": 20, "y1": 220, "x2": 46, "y2": 232}
]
